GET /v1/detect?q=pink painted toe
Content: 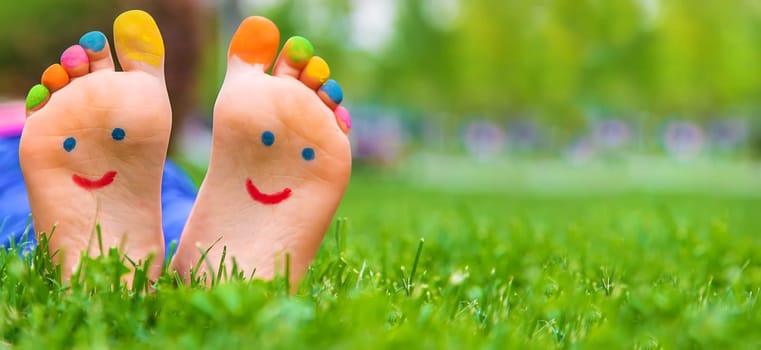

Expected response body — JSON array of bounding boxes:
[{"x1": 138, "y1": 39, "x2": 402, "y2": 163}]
[
  {"x1": 60, "y1": 45, "x2": 90, "y2": 77},
  {"x1": 335, "y1": 106, "x2": 351, "y2": 135}
]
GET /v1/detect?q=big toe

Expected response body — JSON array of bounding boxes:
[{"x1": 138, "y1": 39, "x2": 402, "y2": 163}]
[
  {"x1": 113, "y1": 10, "x2": 165, "y2": 78},
  {"x1": 227, "y1": 16, "x2": 280, "y2": 72}
]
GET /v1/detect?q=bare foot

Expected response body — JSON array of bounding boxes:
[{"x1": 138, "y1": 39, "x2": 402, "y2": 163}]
[
  {"x1": 172, "y1": 17, "x2": 352, "y2": 286},
  {"x1": 19, "y1": 10, "x2": 171, "y2": 280}
]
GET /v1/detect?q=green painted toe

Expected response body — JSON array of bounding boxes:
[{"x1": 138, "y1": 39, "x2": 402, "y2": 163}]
[
  {"x1": 26, "y1": 84, "x2": 50, "y2": 110},
  {"x1": 286, "y1": 36, "x2": 314, "y2": 64}
]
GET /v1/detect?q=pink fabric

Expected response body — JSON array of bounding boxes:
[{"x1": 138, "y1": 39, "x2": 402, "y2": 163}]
[{"x1": 0, "y1": 101, "x2": 26, "y2": 137}]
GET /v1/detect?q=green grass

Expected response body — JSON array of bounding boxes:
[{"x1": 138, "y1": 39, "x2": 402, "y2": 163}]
[{"x1": 1, "y1": 171, "x2": 760, "y2": 349}]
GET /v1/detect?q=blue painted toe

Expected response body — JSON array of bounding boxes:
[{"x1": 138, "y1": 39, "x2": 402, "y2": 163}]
[
  {"x1": 79, "y1": 31, "x2": 107, "y2": 52},
  {"x1": 319, "y1": 79, "x2": 343, "y2": 105}
]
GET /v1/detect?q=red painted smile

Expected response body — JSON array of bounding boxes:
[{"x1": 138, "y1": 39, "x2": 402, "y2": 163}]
[
  {"x1": 246, "y1": 178, "x2": 291, "y2": 205},
  {"x1": 72, "y1": 171, "x2": 117, "y2": 190}
]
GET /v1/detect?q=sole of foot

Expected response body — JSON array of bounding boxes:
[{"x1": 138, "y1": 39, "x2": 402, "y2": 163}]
[
  {"x1": 172, "y1": 16, "x2": 352, "y2": 288},
  {"x1": 20, "y1": 10, "x2": 171, "y2": 282}
]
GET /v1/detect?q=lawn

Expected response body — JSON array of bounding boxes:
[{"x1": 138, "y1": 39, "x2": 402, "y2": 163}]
[{"x1": 1, "y1": 169, "x2": 760, "y2": 349}]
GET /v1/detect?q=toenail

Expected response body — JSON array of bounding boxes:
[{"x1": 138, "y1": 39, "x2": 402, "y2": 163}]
[
  {"x1": 302, "y1": 57, "x2": 330, "y2": 84},
  {"x1": 286, "y1": 36, "x2": 314, "y2": 64},
  {"x1": 228, "y1": 16, "x2": 280, "y2": 67},
  {"x1": 261, "y1": 131, "x2": 275, "y2": 146},
  {"x1": 320, "y1": 79, "x2": 343, "y2": 105},
  {"x1": 79, "y1": 31, "x2": 107, "y2": 52},
  {"x1": 41, "y1": 64, "x2": 70, "y2": 92},
  {"x1": 114, "y1": 10, "x2": 165, "y2": 68},
  {"x1": 61, "y1": 45, "x2": 89, "y2": 68},
  {"x1": 335, "y1": 106, "x2": 352, "y2": 131},
  {"x1": 301, "y1": 147, "x2": 315, "y2": 161},
  {"x1": 63, "y1": 137, "x2": 76, "y2": 152},
  {"x1": 112, "y1": 128, "x2": 126, "y2": 141},
  {"x1": 25, "y1": 84, "x2": 50, "y2": 110}
]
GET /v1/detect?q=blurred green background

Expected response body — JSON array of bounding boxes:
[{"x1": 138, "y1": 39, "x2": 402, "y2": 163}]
[
  {"x1": 2, "y1": 0, "x2": 761, "y2": 180},
  {"x1": 4, "y1": 1, "x2": 761, "y2": 118}
]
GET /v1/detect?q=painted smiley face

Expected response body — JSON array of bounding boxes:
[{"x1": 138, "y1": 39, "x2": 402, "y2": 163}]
[
  {"x1": 245, "y1": 130, "x2": 315, "y2": 205},
  {"x1": 65, "y1": 127, "x2": 125, "y2": 190}
]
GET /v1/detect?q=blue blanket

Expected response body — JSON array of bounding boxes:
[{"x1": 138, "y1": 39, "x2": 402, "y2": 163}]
[{"x1": 0, "y1": 135, "x2": 197, "y2": 256}]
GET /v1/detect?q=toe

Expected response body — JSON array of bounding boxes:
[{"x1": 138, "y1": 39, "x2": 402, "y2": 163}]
[
  {"x1": 298, "y1": 56, "x2": 330, "y2": 90},
  {"x1": 41, "y1": 64, "x2": 70, "y2": 92},
  {"x1": 228, "y1": 16, "x2": 280, "y2": 71},
  {"x1": 79, "y1": 31, "x2": 115, "y2": 72},
  {"x1": 335, "y1": 106, "x2": 352, "y2": 136},
  {"x1": 60, "y1": 45, "x2": 89, "y2": 78},
  {"x1": 25, "y1": 84, "x2": 50, "y2": 114},
  {"x1": 317, "y1": 79, "x2": 343, "y2": 110},
  {"x1": 113, "y1": 10, "x2": 165, "y2": 78},
  {"x1": 272, "y1": 36, "x2": 314, "y2": 78}
]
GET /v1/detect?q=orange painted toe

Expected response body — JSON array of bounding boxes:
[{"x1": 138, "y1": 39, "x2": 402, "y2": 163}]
[
  {"x1": 228, "y1": 16, "x2": 280, "y2": 69},
  {"x1": 41, "y1": 64, "x2": 70, "y2": 92}
]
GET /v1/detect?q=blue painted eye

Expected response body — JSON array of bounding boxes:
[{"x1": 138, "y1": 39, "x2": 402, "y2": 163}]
[
  {"x1": 302, "y1": 147, "x2": 315, "y2": 161},
  {"x1": 261, "y1": 131, "x2": 275, "y2": 146},
  {"x1": 112, "y1": 127, "x2": 125, "y2": 141},
  {"x1": 63, "y1": 137, "x2": 76, "y2": 152}
]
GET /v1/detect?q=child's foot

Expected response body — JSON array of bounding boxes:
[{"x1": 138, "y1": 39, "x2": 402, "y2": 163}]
[
  {"x1": 172, "y1": 17, "x2": 352, "y2": 286},
  {"x1": 20, "y1": 10, "x2": 171, "y2": 281}
]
